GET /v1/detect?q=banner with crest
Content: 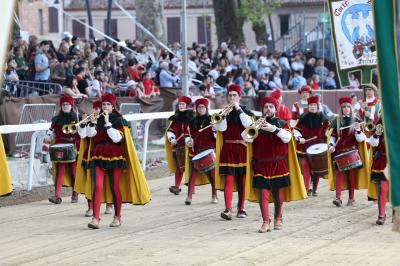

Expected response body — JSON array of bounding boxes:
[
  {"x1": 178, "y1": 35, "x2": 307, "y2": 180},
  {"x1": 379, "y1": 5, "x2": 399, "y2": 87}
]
[{"x1": 328, "y1": 0, "x2": 376, "y2": 87}]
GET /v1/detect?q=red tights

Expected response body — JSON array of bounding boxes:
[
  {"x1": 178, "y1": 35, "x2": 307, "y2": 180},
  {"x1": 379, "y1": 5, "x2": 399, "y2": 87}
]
[
  {"x1": 224, "y1": 175, "x2": 246, "y2": 211},
  {"x1": 92, "y1": 167, "x2": 122, "y2": 220},
  {"x1": 187, "y1": 169, "x2": 217, "y2": 199},
  {"x1": 335, "y1": 169, "x2": 357, "y2": 200},
  {"x1": 378, "y1": 179, "x2": 389, "y2": 218},
  {"x1": 55, "y1": 162, "x2": 77, "y2": 198},
  {"x1": 259, "y1": 188, "x2": 284, "y2": 223}
]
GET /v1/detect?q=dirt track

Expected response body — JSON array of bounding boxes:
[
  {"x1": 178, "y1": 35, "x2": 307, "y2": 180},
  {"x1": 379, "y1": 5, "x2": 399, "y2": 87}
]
[{"x1": 0, "y1": 176, "x2": 399, "y2": 266}]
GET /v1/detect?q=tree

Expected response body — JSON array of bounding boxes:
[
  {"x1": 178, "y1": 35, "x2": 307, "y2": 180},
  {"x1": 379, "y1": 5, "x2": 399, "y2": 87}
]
[
  {"x1": 238, "y1": 0, "x2": 281, "y2": 44},
  {"x1": 212, "y1": 0, "x2": 245, "y2": 45},
  {"x1": 135, "y1": 0, "x2": 165, "y2": 43}
]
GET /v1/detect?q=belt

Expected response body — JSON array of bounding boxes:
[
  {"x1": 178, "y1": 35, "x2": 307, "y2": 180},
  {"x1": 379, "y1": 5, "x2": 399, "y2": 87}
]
[
  {"x1": 224, "y1": 140, "x2": 246, "y2": 146},
  {"x1": 254, "y1": 155, "x2": 287, "y2": 163},
  {"x1": 94, "y1": 142, "x2": 114, "y2": 147}
]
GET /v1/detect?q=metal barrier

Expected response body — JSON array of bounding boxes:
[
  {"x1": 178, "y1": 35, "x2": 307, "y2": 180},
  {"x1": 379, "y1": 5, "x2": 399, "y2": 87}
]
[
  {"x1": 3, "y1": 80, "x2": 63, "y2": 97},
  {"x1": 15, "y1": 104, "x2": 56, "y2": 149}
]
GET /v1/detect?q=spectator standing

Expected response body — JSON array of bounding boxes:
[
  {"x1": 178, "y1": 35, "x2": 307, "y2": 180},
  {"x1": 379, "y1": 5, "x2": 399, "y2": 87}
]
[
  {"x1": 34, "y1": 40, "x2": 51, "y2": 82},
  {"x1": 288, "y1": 70, "x2": 307, "y2": 90},
  {"x1": 159, "y1": 61, "x2": 180, "y2": 89}
]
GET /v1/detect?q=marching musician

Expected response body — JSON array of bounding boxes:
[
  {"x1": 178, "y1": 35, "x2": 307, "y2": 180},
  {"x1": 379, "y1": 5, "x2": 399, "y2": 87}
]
[
  {"x1": 294, "y1": 95, "x2": 330, "y2": 196},
  {"x1": 214, "y1": 84, "x2": 254, "y2": 220},
  {"x1": 328, "y1": 96, "x2": 369, "y2": 207},
  {"x1": 357, "y1": 84, "x2": 381, "y2": 123},
  {"x1": 242, "y1": 96, "x2": 306, "y2": 232},
  {"x1": 85, "y1": 93, "x2": 151, "y2": 229},
  {"x1": 291, "y1": 85, "x2": 312, "y2": 127},
  {"x1": 184, "y1": 98, "x2": 218, "y2": 205},
  {"x1": 75, "y1": 100, "x2": 113, "y2": 217},
  {"x1": 367, "y1": 119, "x2": 390, "y2": 225},
  {"x1": 46, "y1": 95, "x2": 81, "y2": 204},
  {"x1": 269, "y1": 89, "x2": 291, "y2": 123},
  {"x1": 165, "y1": 96, "x2": 194, "y2": 195}
]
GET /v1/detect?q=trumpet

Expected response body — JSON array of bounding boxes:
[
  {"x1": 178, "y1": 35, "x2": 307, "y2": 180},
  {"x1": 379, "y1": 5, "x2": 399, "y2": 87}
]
[
  {"x1": 198, "y1": 102, "x2": 235, "y2": 132},
  {"x1": 364, "y1": 119, "x2": 376, "y2": 132},
  {"x1": 62, "y1": 112, "x2": 104, "y2": 134},
  {"x1": 339, "y1": 121, "x2": 365, "y2": 131},
  {"x1": 242, "y1": 115, "x2": 268, "y2": 140}
]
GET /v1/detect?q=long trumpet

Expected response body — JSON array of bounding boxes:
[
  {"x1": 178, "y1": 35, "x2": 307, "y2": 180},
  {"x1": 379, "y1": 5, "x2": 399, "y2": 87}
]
[
  {"x1": 364, "y1": 119, "x2": 376, "y2": 132},
  {"x1": 339, "y1": 121, "x2": 365, "y2": 131},
  {"x1": 198, "y1": 102, "x2": 235, "y2": 132},
  {"x1": 62, "y1": 112, "x2": 104, "y2": 134},
  {"x1": 242, "y1": 115, "x2": 268, "y2": 140}
]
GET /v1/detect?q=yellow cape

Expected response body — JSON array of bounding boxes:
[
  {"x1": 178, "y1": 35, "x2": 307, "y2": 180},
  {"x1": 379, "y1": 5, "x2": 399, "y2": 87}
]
[
  {"x1": 245, "y1": 137, "x2": 308, "y2": 203},
  {"x1": 75, "y1": 126, "x2": 151, "y2": 204},
  {"x1": 0, "y1": 134, "x2": 12, "y2": 197},
  {"x1": 165, "y1": 121, "x2": 177, "y2": 173},
  {"x1": 327, "y1": 128, "x2": 370, "y2": 191}
]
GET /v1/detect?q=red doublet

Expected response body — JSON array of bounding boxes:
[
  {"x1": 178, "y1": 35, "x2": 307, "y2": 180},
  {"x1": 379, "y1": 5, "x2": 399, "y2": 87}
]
[
  {"x1": 371, "y1": 135, "x2": 386, "y2": 180},
  {"x1": 331, "y1": 128, "x2": 359, "y2": 156},
  {"x1": 220, "y1": 121, "x2": 247, "y2": 166},
  {"x1": 252, "y1": 124, "x2": 290, "y2": 190},
  {"x1": 90, "y1": 126, "x2": 126, "y2": 169},
  {"x1": 189, "y1": 118, "x2": 215, "y2": 155},
  {"x1": 168, "y1": 114, "x2": 192, "y2": 149},
  {"x1": 295, "y1": 120, "x2": 329, "y2": 154}
]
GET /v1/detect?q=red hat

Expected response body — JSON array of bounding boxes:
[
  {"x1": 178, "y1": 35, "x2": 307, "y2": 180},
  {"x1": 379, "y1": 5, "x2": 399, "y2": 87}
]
[
  {"x1": 298, "y1": 85, "x2": 312, "y2": 94},
  {"x1": 178, "y1": 95, "x2": 192, "y2": 106},
  {"x1": 60, "y1": 95, "x2": 74, "y2": 106},
  {"x1": 307, "y1": 96, "x2": 320, "y2": 105},
  {"x1": 92, "y1": 100, "x2": 102, "y2": 109},
  {"x1": 269, "y1": 89, "x2": 281, "y2": 100},
  {"x1": 195, "y1": 98, "x2": 209, "y2": 108},
  {"x1": 227, "y1": 84, "x2": 242, "y2": 96},
  {"x1": 101, "y1": 93, "x2": 117, "y2": 106},
  {"x1": 339, "y1": 96, "x2": 352, "y2": 105},
  {"x1": 260, "y1": 96, "x2": 279, "y2": 110}
]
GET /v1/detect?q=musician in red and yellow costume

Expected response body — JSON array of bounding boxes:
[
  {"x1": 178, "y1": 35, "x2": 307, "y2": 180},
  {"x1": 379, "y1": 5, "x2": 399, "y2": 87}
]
[
  {"x1": 184, "y1": 98, "x2": 218, "y2": 205},
  {"x1": 214, "y1": 84, "x2": 254, "y2": 220},
  {"x1": 165, "y1": 96, "x2": 194, "y2": 195},
  {"x1": 367, "y1": 119, "x2": 390, "y2": 225},
  {"x1": 75, "y1": 100, "x2": 113, "y2": 217},
  {"x1": 327, "y1": 96, "x2": 369, "y2": 207},
  {"x1": 357, "y1": 84, "x2": 381, "y2": 124},
  {"x1": 85, "y1": 93, "x2": 151, "y2": 229},
  {"x1": 291, "y1": 85, "x2": 312, "y2": 127},
  {"x1": 242, "y1": 96, "x2": 307, "y2": 232},
  {"x1": 293, "y1": 96, "x2": 330, "y2": 196},
  {"x1": 0, "y1": 134, "x2": 12, "y2": 197},
  {"x1": 269, "y1": 89, "x2": 291, "y2": 123},
  {"x1": 46, "y1": 95, "x2": 81, "y2": 204}
]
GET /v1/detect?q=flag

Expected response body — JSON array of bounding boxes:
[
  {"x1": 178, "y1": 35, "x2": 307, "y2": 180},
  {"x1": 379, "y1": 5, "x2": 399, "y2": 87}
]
[{"x1": 373, "y1": 0, "x2": 400, "y2": 232}]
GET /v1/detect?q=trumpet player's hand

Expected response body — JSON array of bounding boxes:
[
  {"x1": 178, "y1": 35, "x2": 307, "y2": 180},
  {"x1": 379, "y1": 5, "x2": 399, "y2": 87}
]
[
  {"x1": 375, "y1": 124, "x2": 383, "y2": 135},
  {"x1": 262, "y1": 123, "x2": 275, "y2": 132},
  {"x1": 298, "y1": 138, "x2": 306, "y2": 144},
  {"x1": 354, "y1": 122, "x2": 361, "y2": 131},
  {"x1": 103, "y1": 110, "x2": 110, "y2": 124},
  {"x1": 329, "y1": 145, "x2": 335, "y2": 154},
  {"x1": 233, "y1": 101, "x2": 241, "y2": 110}
]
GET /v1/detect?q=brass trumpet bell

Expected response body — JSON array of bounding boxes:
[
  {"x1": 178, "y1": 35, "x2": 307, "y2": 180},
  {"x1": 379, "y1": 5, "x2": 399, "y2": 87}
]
[
  {"x1": 243, "y1": 125, "x2": 259, "y2": 139},
  {"x1": 211, "y1": 102, "x2": 235, "y2": 125},
  {"x1": 62, "y1": 124, "x2": 77, "y2": 134},
  {"x1": 364, "y1": 120, "x2": 376, "y2": 132}
]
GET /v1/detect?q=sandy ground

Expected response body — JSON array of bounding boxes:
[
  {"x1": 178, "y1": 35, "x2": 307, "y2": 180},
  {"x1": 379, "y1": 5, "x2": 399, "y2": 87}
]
[{"x1": 0, "y1": 177, "x2": 399, "y2": 266}]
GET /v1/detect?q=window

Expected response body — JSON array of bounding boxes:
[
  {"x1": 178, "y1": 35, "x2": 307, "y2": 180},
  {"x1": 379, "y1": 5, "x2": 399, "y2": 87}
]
[
  {"x1": 73, "y1": 19, "x2": 86, "y2": 38},
  {"x1": 280, "y1": 14, "x2": 290, "y2": 36},
  {"x1": 167, "y1": 17, "x2": 180, "y2": 44},
  {"x1": 49, "y1": 7, "x2": 58, "y2": 33},
  {"x1": 197, "y1": 16, "x2": 211, "y2": 44},
  {"x1": 104, "y1": 19, "x2": 118, "y2": 39}
]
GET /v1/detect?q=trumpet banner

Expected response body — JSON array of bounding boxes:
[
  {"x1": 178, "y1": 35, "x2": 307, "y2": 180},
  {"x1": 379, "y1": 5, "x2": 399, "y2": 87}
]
[
  {"x1": 328, "y1": 0, "x2": 377, "y2": 87},
  {"x1": 373, "y1": 0, "x2": 400, "y2": 232}
]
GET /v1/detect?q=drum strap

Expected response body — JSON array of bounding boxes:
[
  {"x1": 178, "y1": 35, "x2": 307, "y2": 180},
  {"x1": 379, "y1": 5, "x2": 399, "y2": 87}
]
[{"x1": 253, "y1": 155, "x2": 287, "y2": 163}]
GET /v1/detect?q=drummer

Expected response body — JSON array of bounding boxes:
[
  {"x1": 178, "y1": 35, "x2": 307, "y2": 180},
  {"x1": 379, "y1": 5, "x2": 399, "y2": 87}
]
[
  {"x1": 185, "y1": 98, "x2": 218, "y2": 205},
  {"x1": 293, "y1": 95, "x2": 330, "y2": 196},
  {"x1": 46, "y1": 95, "x2": 81, "y2": 204},
  {"x1": 242, "y1": 96, "x2": 306, "y2": 232},
  {"x1": 328, "y1": 96, "x2": 368, "y2": 207},
  {"x1": 291, "y1": 85, "x2": 312, "y2": 127},
  {"x1": 165, "y1": 96, "x2": 194, "y2": 195}
]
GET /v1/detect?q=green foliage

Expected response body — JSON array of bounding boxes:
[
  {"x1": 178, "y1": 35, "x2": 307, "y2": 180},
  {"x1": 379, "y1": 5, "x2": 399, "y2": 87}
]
[{"x1": 239, "y1": 0, "x2": 281, "y2": 27}]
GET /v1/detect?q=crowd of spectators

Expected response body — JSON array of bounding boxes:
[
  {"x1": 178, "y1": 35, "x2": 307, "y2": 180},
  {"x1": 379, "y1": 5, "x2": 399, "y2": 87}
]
[{"x1": 4, "y1": 32, "x2": 360, "y2": 99}]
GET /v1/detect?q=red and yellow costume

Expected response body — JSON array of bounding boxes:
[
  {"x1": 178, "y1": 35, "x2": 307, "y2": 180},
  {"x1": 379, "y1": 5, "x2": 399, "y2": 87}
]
[
  {"x1": 185, "y1": 98, "x2": 217, "y2": 204},
  {"x1": 47, "y1": 95, "x2": 81, "y2": 204},
  {"x1": 293, "y1": 96, "x2": 329, "y2": 195},
  {"x1": 0, "y1": 134, "x2": 12, "y2": 197},
  {"x1": 291, "y1": 85, "x2": 312, "y2": 121},
  {"x1": 165, "y1": 96, "x2": 194, "y2": 195},
  {"x1": 327, "y1": 97, "x2": 370, "y2": 206},
  {"x1": 244, "y1": 97, "x2": 307, "y2": 231},
  {"x1": 214, "y1": 84, "x2": 254, "y2": 219},
  {"x1": 85, "y1": 94, "x2": 151, "y2": 227}
]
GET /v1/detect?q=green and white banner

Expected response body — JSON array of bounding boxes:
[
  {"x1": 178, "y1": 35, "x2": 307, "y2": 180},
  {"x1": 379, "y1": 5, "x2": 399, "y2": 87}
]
[
  {"x1": 328, "y1": 0, "x2": 376, "y2": 87},
  {"x1": 373, "y1": 0, "x2": 400, "y2": 232}
]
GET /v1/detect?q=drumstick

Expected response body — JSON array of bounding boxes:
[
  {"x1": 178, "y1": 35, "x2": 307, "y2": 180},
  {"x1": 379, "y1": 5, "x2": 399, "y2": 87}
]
[
  {"x1": 187, "y1": 126, "x2": 194, "y2": 153},
  {"x1": 175, "y1": 133, "x2": 184, "y2": 142},
  {"x1": 304, "y1": 136, "x2": 318, "y2": 143},
  {"x1": 334, "y1": 137, "x2": 341, "y2": 146},
  {"x1": 198, "y1": 123, "x2": 212, "y2": 132}
]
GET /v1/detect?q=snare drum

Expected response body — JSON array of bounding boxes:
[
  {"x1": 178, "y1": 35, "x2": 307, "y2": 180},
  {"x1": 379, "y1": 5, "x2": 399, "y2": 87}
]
[
  {"x1": 334, "y1": 150, "x2": 363, "y2": 172},
  {"x1": 306, "y1": 143, "x2": 328, "y2": 176},
  {"x1": 192, "y1": 149, "x2": 216, "y2": 173},
  {"x1": 174, "y1": 146, "x2": 186, "y2": 172},
  {"x1": 49, "y1": 143, "x2": 77, "y2": 163}
]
